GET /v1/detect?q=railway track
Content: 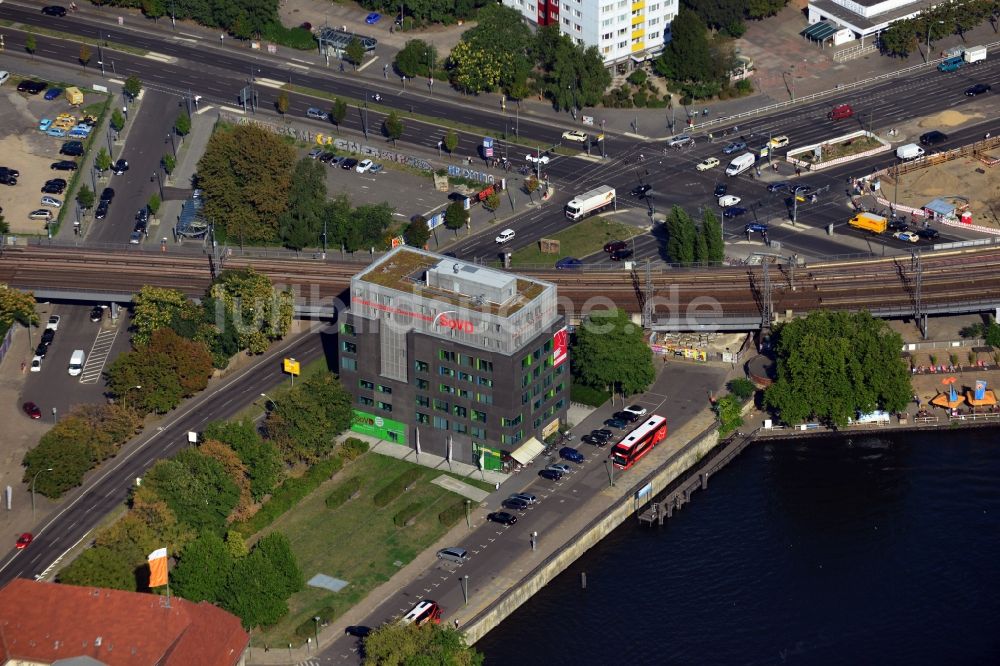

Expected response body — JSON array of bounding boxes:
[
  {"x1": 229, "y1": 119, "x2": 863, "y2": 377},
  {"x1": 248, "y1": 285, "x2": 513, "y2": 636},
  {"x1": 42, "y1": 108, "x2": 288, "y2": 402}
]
[{"x1": 2, "y1": 245, "x2": 998, "y2": 319}]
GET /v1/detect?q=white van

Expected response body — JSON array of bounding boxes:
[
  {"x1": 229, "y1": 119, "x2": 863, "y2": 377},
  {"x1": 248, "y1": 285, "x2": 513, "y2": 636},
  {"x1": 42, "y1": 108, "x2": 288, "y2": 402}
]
[
  {"x1": 725, "y1": 152, "x2": 755, "y2": 176},
  {"x1": 896, "y1": 143, "x2": 925, "y2": 160},
  {"x1": 495, "y1": 228, "x2": 515, "y2": 244},
  {"x1": 68, "y1": 349, "x2": 85, "y2": 376}
]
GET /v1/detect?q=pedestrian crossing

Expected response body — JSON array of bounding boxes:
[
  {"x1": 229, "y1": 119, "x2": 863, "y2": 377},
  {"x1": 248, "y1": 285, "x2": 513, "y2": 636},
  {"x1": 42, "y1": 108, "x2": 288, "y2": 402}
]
[{"x1": 79, "y1": 328, "x2": 119, "y2": 384}]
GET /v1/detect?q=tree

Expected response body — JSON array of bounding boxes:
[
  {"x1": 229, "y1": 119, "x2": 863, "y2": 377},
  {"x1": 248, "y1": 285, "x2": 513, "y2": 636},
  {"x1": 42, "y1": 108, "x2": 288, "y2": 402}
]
[
  {"x1": 75, "y1": 184, "x2": 95, "y2": 210},
  {"x1": 79, "y1": 43, "x2": 92, "y2": 68},
  {"x1": 443, "y1": 129, "x2": 458, "y2": 155},
  {"x1": 174, "y1": 111, "x2": 191, "y2": 137},
  {"x1": 147, "y1": 192, "x2": 161, "y2": 216},
  {"x1": 124, "y1": 75, "x2": 143, "y2": 100},
  {"x1": 173, "y1": 532, "x2": 232, "y2": 602},
  {"x1": 25, "y1": 34, "x2": 36, "y2": 59},
  {"x1": 110, "y1": 109, "x2": 125, "y2": 133},
  {"x1": 143, "y1": 447, "x2": 240, "y2": 535},
  {"x1": 395, "y1": 39, "x2": 437, "y2": 78},
  {"x1": 665, "y1": 206, "x2": 696, "y2": 264},
  {"x1": 95, "y1": 147, "x2": 112, "y2": 173},
  {"x1": 483, "y1": 191, "x2": 500, "y2": 214},
  {"x1": 200, "y1": 439, "x2": 253, "y2": 521},
  {"x1": 331, "y1": 98, "x2": 347, "y2": 133},
  {"x1": 0, "y1": 283, "x2": 38, "y2": 330},
  {"x1": 764, "y1": 311, "x2": 912, "y2": 427},
  {"x1": 203, "y1": 420, "x2": 282, "y2": 500},
  {"x1": 727, "y1": 377, "x2": 756, "y2": 401},
  {"x1": 219, "y1": 548, "x2": 289, "y2": 629},
  {"x1": 444, "y1": 201, "x2": 468, "y2": 234},
  {"x1": 275, "y1": 90, "x2": 289, "y2": 116},
  {"x1": 0, "y1": 212, "x2": 7, "y2": 235},
  {"x1": 162, "y1": 153, "x2": 176, "y2": 174},
  {"x1": 702, "y1": 209, "x2": 724, "y2": 263},
  {"x1": 263, "y1": 372, "x2": 353, "y2": 463},
  {"x1": 58, "y1": 545, "x2": 138, "y2": 591},
  {"x1": 655, "y1": 9, "x2": 727, "y2": 99},
  {"x1": 279, "y1": 158, "x2": 327, "y2": 250},
  {"x1": 131, "y1": 285, "x2": 194, "y2": 345},
  {"x1": 534, "y1": 28, "x2": 611, "y2": 111},
  {"x1": 404, "y1": 216, "x2": 431, "y2": 248},
  {"x1": 715, "y1": 394, "x2": 743, "y2": 435},
  {"x1": 254, "y1": 532, "x2": 303, "y2": 595},
  {"x1": 695, "y1": 224, "x2": 709, "y2": 263},
  {"x1": 383, "y1": 110, "x2": 403, "y2": 146},
  {"x1": 207, "y1": 268, "x2": 293, "y2": 354},
  {"x1": 571, "y1": 308, "x2": 656, "y2": 395},
  {"x1": 345, "y1": 36, "x2": 365, "y2": 69},
  {"x1": 363, "y1": 623, "x2": 484, "y2": 666},
  {"x1": 197, "y1": 124, "x2": 295, "y2": 244}
]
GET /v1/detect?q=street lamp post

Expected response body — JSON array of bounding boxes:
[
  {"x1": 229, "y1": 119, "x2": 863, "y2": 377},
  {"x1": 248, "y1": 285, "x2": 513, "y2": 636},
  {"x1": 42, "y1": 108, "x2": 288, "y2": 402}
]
[
  {"x1": 313, "y1": 616, "x2": 321, "y2": 648},
  {"x1": 124, "y1": 384, "x2": 142, "y2": 411},
  {"x1": 31, "y1": 468, "x2": 53, "y2": 519},
  {"x1": 261, "y1": 392, "x2": 277, "y2": 410},
  {"x1": 604, "y1": 459, "x2": 615, "y2": 487},
  {"x1": 465, "y1": 499, "x2": 471, "y2": 528},
  {"x1": 924, "y1": 20, "x2": 945, "y2": 64},
  {"x1": 152, "y1": 171, "x2": 164, "y2": 199},
  {"x1": 530, "y1": 531, "x2": 537, "y2": 551},
  {"x1": 166, "y1": 132, "x2": 176, "y2": 158},
  {"x1": 461, "y1": 574, "x2": 469, "y2": 605},
  {"x1": 362, "y1": 93, "x2": 369, "y2": 140}
]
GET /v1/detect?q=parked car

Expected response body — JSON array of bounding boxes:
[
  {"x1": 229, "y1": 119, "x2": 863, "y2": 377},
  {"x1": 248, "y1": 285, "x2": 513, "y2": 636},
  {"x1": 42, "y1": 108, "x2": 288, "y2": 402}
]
[
  {"x1": 592, "y1": 428, "x2": 613, "y2": 440},
  {"x1": 50, "y1": 160, "x2": 77, "y2": 171},
  {"x1": 95, "y1": 200, "x2": 109, "y2": 219},
  {"x1": 0, "y1": 173, "x2": 16, "y2": 186},
  {"x1": 38, "y1": 118, "x2": 53, "y2": 131},
  {"x1": 42, "y1": 179, "x2": 66, "y2": 194},
  {"x1": 44, "y1": 87, "x2": 64, "y2": 101},
  {"x1": 308, "y1": 148, "x2": 323, "y2": 159},
  {"x1": 609, "y1": 248, "x2": 633, "y2": 261},
  {"x1": 365, "y1": 12, "x2": 381, "y2": 24},
  {"x1": 22, "y1": 402, "x2": 42, "y2": 419},
  {"x1": 29, "y1": 209, "x2": 53, "y2": 221},
  {"x1": 318, "y1": 152, "x2": 336, "y2": 163},
  {"x1": 369, "y1": 163, "x2": 384, "y2": 174},
  {"x1": 723, "y1": 206, "x2": 748, "y2": 218},
  {"x1": 340, "y1": 158, "x2": 359, "y2": 170},
  {"x1": 965, "y1": 83, "x2": 992, "y2": 96},
  {"x1": 604, "y1": 417, "x2": 628, "y2": 429},
  {"x1": 15, "y1": 533, "x2": 33, "y2": 550},
  {"x1": 60, "y1": 141, "x2": 84, "y2": 156},
  {"x1": 487, "y1": 511, "x2": 518, "y2": 525},
  {"x1": 893, "y1": 231, "x2": 920, "y2": 243},
  {"x1": 46, "y1": 315, "x2": 60, "y2": 331},
  {"x1": 502, "y1": 497, "x2": 530, "y2": 511},
  {"x1": 745, "y1": 222, "x2": 769, "y2": 234},
  {"x1": 0, "y1": 71, "x2": 9, "y2": 86},
  {"x1": 623, "y1": 405, "x2": 648, "y2": 417},
  {"x1": 356, "y1": 159, "x2": 374, "y2": 173},
  {"x1": 30, "y1": 355, "x2": 42, "y2": 372},
  {"x1": 604, "y1": 240, "x2": 627, "y2": 253},
  {"x1": 345, "y1": 626, "x2": 372, "y2": 638},
  {"x1": 559, "y1": 446, "x2": 585, "y2": 464},
  {"x1": 509, "y1": 493, "x2": 538, "y2": 505},
  {"x1": 35, "y1": 343, "x2": 49, "y2": 359},
  {"x1": 90, "y1": 305, "x2": 106, "y2": 322},
  {"x1": 129, "y1": 230, "x2": 143, "y2": 244},
  {"x1": 545, "y1": 462, "x2": 572, "y2": 474},
  {"x1": 719, "y1": 194, "x2": 742, "y2": 207},
  {"x1": 714, "y1": 183, "x2": 727, "y2": 197},
  {"x1": 916, "y1": 228, "x2": 940, "y2": 240},
  {"x1": 100, "y1": 187, "x2": 115, "y2": 202},
  {"x1": 538, "y1": 469, "x2": 563, "y2": 481},
  {"x1": 40, "y1": 329, "x2": 55, "y2": 345},
  {"x1": 630, "y1": 183, "x2": 652, "y2": 197},
  {"x1": 40, "y1": 196, "x2": 62, "y2": 208},
  {"x1": 46, "y1": 127, "x2": 67, "y2": 138},
  {"x1": 555, "y1": 256, "x2": 582, "y2": 270},
  {"x1": 436, "y1": 547, "x2": 470, "y2": 563},
  {"x1": 723, "y1": 141, "x2": 747, "y2": 154},
  {"x1": 696, "y1": 157, "x2": 720, "y2": 171},
  {"x1": 17, "y1": 80, "x2": 47, "y2": 94},
  {"x1": 613, "y1": 410, "x2": 641, "y2": 423},
  {"x1": 582, "y1": 434, "x2": 607, "y2": 446},
  {"x1": 112, "y1": 159, "x2": 129, "y2": 175},
  {"x1": 562, "y1": 130, "x2": 588, "y2": 143}
]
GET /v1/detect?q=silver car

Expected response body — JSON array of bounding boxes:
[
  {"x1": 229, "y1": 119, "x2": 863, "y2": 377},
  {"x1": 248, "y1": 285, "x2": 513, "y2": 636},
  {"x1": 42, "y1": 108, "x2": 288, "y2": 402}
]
[
  {"x1": 41, "y1": 195, "x2": 63, "y2": 208},
  {"x1": 546, "y1": 463, "x2": 572, "y2": 474},
  {"x1": 436, "y1": 547, "x2": 470, "y2": 564},
  {"x1": 509, "y1": 493, "x2": 538, "y2": 505}
]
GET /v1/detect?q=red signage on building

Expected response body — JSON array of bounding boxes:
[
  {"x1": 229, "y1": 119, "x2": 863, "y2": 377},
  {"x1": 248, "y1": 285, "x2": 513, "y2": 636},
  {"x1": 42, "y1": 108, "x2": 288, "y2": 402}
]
[
  {"x1": 553, "y1": 326, "x2": 568, "y2": 367},
  {"x1": 437, "y1": 313, "x2": 474, "y2": 333}
]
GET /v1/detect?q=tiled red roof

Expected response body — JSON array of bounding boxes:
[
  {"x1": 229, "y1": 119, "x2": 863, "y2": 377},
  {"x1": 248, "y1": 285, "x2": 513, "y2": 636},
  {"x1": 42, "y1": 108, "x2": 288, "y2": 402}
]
[{"x1": 0, "y1": 579, "x2": 248, "y2": 666}]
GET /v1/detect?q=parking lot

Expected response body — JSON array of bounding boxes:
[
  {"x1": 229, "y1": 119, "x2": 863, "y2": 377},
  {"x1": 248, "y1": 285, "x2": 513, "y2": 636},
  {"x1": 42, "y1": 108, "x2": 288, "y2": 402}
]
[{"x1": 0, "y1": 78, "x2": 100, "y2": 235}]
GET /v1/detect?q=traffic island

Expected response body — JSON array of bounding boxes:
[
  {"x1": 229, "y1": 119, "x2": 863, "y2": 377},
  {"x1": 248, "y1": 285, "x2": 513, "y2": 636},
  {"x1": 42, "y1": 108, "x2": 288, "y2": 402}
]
[{"x1": 786, "y1": 130, "x2": 892, "y2": 172}]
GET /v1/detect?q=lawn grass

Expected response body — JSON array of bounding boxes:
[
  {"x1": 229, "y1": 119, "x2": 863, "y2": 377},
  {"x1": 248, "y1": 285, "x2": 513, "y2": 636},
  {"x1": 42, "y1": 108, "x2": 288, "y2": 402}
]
[
  {"x1": 226, "y1": 356, "x2": 331, "y2": 423},
  {"x1": 252, "y1": 453, "x2": 491, "y2": 646},
  {"x1": 510, "y1": 215, "x2": 641, "y2": 267}
]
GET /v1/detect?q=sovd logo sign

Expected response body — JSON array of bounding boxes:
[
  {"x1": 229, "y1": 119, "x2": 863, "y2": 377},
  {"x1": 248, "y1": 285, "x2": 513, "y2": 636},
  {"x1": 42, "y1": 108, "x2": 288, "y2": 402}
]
[{"x1": 436, "y1": 312, "x2": 474, "y2": 333}]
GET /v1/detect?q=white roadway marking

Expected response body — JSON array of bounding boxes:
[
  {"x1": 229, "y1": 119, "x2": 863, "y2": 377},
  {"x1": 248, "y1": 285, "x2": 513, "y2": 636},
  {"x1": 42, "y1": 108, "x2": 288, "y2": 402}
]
[{"x1": 357, "y1": 55, "x2": 378, "y2": 72}]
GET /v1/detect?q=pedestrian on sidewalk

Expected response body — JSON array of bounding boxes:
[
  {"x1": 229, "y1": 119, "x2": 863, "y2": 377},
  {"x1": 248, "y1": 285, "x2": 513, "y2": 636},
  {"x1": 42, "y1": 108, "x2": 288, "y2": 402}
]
[{"x1": 454, "y1": 619, "x2": 459, "y2": 629}]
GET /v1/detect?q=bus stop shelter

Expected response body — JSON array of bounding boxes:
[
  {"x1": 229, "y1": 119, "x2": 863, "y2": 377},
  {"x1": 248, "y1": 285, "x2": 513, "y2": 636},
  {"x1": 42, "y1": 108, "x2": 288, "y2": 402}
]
[{"x1": 316, "y1": 27, "x2": 378, "y2": 57}]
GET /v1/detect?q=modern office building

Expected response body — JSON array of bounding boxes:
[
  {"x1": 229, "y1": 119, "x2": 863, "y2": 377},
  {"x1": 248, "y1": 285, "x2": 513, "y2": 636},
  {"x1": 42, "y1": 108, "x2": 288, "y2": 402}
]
[
  {"x1": 503, "y1": 0, "x2": 678, "y2": 71},
  {"x1": 803, "y1": 0, "x2": 928, "y2": 44},
  {"x1": 341, "y1": 247, "x2": 569, "y2": 471}
]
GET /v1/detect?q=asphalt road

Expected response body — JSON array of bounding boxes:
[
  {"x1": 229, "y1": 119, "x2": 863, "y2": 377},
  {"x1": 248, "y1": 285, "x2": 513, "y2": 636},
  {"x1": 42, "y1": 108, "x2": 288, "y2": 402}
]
[
  {"x1": 0, "y1": 324, "x2": 336, "y2": 586},
  {"x1": 319, "y1": 361, "x2": 728, "y2": 664}
]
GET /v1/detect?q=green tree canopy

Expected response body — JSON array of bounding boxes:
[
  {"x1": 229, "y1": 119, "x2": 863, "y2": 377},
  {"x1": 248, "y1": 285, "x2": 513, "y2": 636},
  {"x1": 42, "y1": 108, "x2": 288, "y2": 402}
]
[
  {"x1": 203, "y1": 419, "x2": 282, "y2": 500},
  {"x1": 363, "y1": 622, "x2": 484, "y2": 666},
  {"x1": 263, "y1": 372, "x2": 353, "y2": 463},
  {"x1": 207, "y1": 268, "x2": 293, "y2": 354},
  {"x1": 174, "y1": 111, "x2": 191, "y2": 136},
  {"x1": 444, "y1": 201, "x2": 468, "y2": 232},
  {"x1": 666, "y1": 206, "x2": 696, "y2": 264},
  {"x1": 395, "y1": 39, "x2": 437, "y2": 78},
  {"x1": 143, "y1": 447, "x2": 241, "y2": 535},
  {"x1": 764, "y1": 311, "x2": 912, "y2": 427},
  {"x1": 279, "y1": 158, "x2": 327, "y2": 250},
  {"x1": 124, "y1": 75, "x2": 143, "y2": 99},
  {"x1": 571, "y1": 308, "x2": 656, "y2": 395},
  {"x1": 0, "y1": 283, "x2": 38, "y2": 329},
  {"x1": 404, "y1": 216, "x2": 431, "y2": 248},
  {"x1": 172, "y1": 531, "x2": 232, "y2": 602},
  {"x1": 383, "y1": 111, "x2": 404, "y2": 145},
  {"x1": 345, "y1": 36, "x2": 366, "y2": 68},
  {"x1": 702, "y1": 209, "x2": 724, "y2": 263},
  {"x1": 331, "y1": 98, "x2": 348, "y2": 132}
]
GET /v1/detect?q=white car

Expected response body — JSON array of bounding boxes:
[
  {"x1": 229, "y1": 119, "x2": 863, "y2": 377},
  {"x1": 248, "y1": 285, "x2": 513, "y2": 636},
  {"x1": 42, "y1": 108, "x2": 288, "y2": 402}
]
[
  {"x1": 41, "y1": 195, "x2": 63, "y2": 208},
  {"x1": 45, "y1": 315, "x2": 60, "y2": 331},
  {"x1": 526, "y1": 153, "x2": 550, "y2": 165},
  {"x1": 718, "y1": 194, "x2": 742, "y2": 207},
  {"x1": 696, "y1": 157, "x2": 720, "y2": 171},
  {"x1": 667, "y1": 134, "x2": 693, "y2": 147},
  {"x1": 356, "y1": 159, "x2": 373, "y2": 173},
  {"x1": 495, "y1": 229, "x2": 515, "y2": 244},
  {"x1": 893, "y1": 231, "x2": 919, "y2": 243},
  {"x1": 623, "y1": 404, "x2": 648, "y2": 418},
  {"x1": 0, "y1": 71, "x2": 9, "y2": 86},
  {"x1": 562, "y1": 130, "x2": 588, "y2": 143},
  {"x1": 30, "y1": 355, "x2": 42, "y2": 372}
]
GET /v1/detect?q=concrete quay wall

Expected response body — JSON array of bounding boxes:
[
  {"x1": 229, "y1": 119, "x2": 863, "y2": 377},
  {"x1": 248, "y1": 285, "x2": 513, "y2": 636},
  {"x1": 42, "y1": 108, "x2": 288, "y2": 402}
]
[{"x1": 464, "y1": 419, "x2": 720, "y2": 644}]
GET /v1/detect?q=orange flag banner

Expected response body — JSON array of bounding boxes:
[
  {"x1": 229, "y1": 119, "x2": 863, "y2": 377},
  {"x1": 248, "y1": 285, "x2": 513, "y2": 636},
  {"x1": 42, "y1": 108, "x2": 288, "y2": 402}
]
[{"x1": 148, "y1": 548, "x2": 168, "y2": 588}]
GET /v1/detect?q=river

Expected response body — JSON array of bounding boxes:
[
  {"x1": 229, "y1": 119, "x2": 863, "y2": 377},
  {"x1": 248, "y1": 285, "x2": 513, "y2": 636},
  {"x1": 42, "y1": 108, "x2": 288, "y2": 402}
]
[{"x1": 478, "y1": 428, "x2": 1000, "y2": 665}]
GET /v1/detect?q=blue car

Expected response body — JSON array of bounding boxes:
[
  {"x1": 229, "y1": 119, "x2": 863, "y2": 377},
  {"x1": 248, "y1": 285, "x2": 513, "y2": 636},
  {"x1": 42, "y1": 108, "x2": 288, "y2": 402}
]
[
  {"x1": 365, "y1": 12, "x2": 381, "y2": 24},
  {"x1": 555, "y1": 257, "x2": 582, "y2": 270},
  {"x1": 723, "y1": 141, "x2": 747, "y2": 155},
  {"x1": 745, "y1": 222, "x2": 769, "y2": 234},
  {"x1": 44, "y1": 87, "x2": 63, "y2": 101},
  {"x1": 559, "y1": 447, "x2": 585, "y2": 464},
  {"x1": 723, "y1": 206, "x2": 748, "y2": 218},
  {"x1": 46, "y1": 127, "x2": 67, "y2": 138}
]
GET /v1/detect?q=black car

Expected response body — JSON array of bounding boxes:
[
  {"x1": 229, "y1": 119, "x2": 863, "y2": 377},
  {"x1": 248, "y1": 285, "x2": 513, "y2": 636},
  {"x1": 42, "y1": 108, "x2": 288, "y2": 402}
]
[
  {"x1": 487, "y1": 511, "x2": 518, "y2": 525},
  {"x1": 604, "y1": 417, "x2": 628, "y2": 429},
  {"x1": 582, "y1": 434, "x2": 608, "y2": 446},
  {"x1": 112, "y1": 159, "x2": 129, "y2": 175},
  {"x1": 41, "y1": 329, "x2": 55, "y2": 345},
  {"x1": 714, "y1": 183, "x2": 727, "y2": 197},
  {"x1": 0, "y1": 173, "x2": 15, "y2": 186},
  {"x1": 610, "y1": 248, "x2": 634, "y2": 261},
  {"x1": 613, "y1": 410, "x2": 640, "y2": 423},
  {"x1": 888, "y1": 218, "x2": 908, "y2": 232},
  {"x1": 501, "y1": 497, "x2": 529, "y2": 511},
  {"x1": 919, "y1": 130, "x2": 948, "y2": 146},
  {"x1": 100, "y1": 187, "x2": 115, "y2": 202},
  {"x1": 603, "y1": 240, "x2": 627, "y2": 253},
  {"x1": 630, "y1": 183, "x2": 652, "y2": 198},
  {"x1": 136, "y1": 207, "x2": 149, "y2": 223},
  {"x1": 41, "y1": 5, "x2": 67, "y2": 16},
  {"x1": 318, "y1": 152, "x2": 336, "y2": 163},
  {"x1": 42, "y1": 179, "x2": 67, "y2": 194},
  {"x1": 134, "y1": 217, "x2": 148, "y2": 234},
  {"x1": 17, "y1": 80, "x2": 47, "y2": 94},
  {"x1": 965, "y1": 83, "x2": 992, "y2": 97},
  {"x1": 0, "y1": 167, "x2": 20, "y2": 179},
  {"x1": 51, "y1": 160, "x2": 77, "y2": 171},
  {"x1": 723, "y1": 206, "x2": 748, "y2": 218},
  {"x1": 767, "y1": 182, "x2": 789, "y2": 193},
  {"x1": 60, "y1": 141, "x2": 84, "y2": 156},
  {"x1": 592, "y1": 428, "x2": 613, "y2": 440},
  {"x1": 916, "y1": 228, "x2": 940, "y2": 240},
  {"x1": 95, "y1": 200, "x2": 109, "y2": 219},
  {"x1": 90, "y1": 306, "x2": 105, "y2": 322},
  {"x1": 341, "y1": 158, "x2": 359, "y2": 170},
  {"x1": 538, "y1": 469, "x2": 563, "y2": 481},
  {"x1": 344, "y1": 626, "x2": 372, "y2": 638}
]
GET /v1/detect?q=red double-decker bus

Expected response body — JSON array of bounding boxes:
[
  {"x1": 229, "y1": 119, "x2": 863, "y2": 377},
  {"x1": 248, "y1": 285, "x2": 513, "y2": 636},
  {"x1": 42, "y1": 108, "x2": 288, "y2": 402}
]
[{"x1": 610, "y1": 415, "x2": 668, "y2": 470}]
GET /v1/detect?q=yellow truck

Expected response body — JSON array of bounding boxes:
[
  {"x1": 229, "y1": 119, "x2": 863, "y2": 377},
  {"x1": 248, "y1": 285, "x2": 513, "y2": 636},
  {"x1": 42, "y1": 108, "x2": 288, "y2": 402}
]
[
  {"x1": 849, "y1": 212, "x2": 887, "y2": 234},
  {"x1": 64, "y1": 87, "x2": 83, "y2": 106}
]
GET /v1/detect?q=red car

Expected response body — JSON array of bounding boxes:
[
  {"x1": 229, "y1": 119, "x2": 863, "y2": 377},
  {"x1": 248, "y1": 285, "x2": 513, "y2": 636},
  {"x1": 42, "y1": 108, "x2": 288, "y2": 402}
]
[
  {"x1": 16, "y1": 533, "x2": 33, "y2": 549},
  {"x1": 22, "y1": 402, "x2": 41, "y2": 419}
]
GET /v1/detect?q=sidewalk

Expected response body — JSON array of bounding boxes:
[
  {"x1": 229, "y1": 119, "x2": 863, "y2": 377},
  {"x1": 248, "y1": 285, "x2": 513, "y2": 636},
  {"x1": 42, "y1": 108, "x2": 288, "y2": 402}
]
[{"x1": 156, "y1": 106, "x2": 215, "y2": 245}]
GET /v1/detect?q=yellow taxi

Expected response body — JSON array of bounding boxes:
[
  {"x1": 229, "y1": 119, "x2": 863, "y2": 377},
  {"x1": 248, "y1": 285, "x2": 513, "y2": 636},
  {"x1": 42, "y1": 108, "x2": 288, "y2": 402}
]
[{"x1": 769, "y1": 135, "x2": 790, "y2": 148}]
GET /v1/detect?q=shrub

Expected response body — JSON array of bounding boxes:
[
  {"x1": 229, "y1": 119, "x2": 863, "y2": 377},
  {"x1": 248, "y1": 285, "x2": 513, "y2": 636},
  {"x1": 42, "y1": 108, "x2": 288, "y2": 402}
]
[
  {"x1": 233, "y1": 456, "x2": 343, "y2": 534},
  {"x1": 626, "y1": 69, "x2": 648, "y2": 86},
  {"x1": 570, "y1": 382, "x2": 610, "y2": 407},
  {"x1": 339, "y1": 437, "x2": 369, "y2": 462},
  {"x1": 325, "y1": 476, "x2": 362, "y2": 509},
  {"x1": 262, "y1": 23, "x2": 316, "y2": 50},
  {"x1": 373, "y1": 468, "x2": 423, "y2": 508},
  {"x1": 727, "y1": 378, "x2": 756, "y2": 401},
  {"x1": 438, "y1": 499, "x2": 468, "y2": 527},
  {"x1": 632, "y1": 90, "x2": 648, "y2": 107},
  {"x1": 393, "y1": 502, "x2": 424, "y2": 527}
]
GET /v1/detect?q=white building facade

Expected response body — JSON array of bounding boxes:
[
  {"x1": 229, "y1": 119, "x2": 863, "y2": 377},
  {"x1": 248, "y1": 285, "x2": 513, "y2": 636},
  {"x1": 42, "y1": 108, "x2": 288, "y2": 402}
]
[{"x1": 503, "y1": 0, "x2": 679, "y2": 71}]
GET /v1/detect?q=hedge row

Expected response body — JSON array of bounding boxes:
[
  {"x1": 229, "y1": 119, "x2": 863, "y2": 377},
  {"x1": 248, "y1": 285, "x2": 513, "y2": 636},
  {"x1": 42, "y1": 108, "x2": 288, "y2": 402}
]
[
  {"x1": 339, "y1": 437, "x2": 369, "y2": 462},
  {"x1": 325, "y1": 476, "x2": 362, "y2": 509},
  {"x1": 438, "y1": 499, "x2": 468, "y2": 527},
  {"x1": 234, "y1": 455, "x2": 343, "y2": 534},
  {"x1": 393, "y1": 502, "x2": 424, "y2": 527},
  {"x1": 373, "y1": 468, "x2": 423, "y2": 507}
]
